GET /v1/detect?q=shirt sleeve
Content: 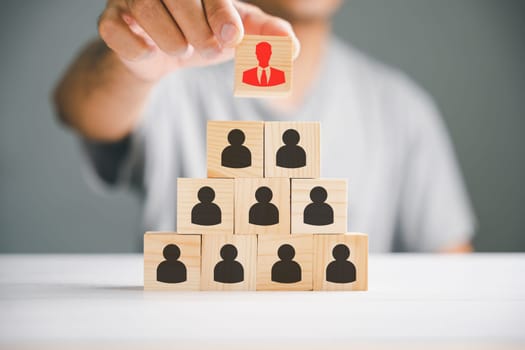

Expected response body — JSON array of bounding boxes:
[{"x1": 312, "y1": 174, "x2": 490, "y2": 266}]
[
  {"x1": 81, "y1": 125, "x2": 145, "y2": 193},
  {"x1": 393, "y1": 76, "x2": 477, "y2": 252},
  {"x1": 80, "y1": 84, "x2": 159, "y2": 194}
]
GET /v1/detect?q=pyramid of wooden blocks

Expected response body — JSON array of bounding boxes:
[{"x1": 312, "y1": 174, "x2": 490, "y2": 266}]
[{"x1": 144, "y1": 120, "x2": 368, "y2": 291}]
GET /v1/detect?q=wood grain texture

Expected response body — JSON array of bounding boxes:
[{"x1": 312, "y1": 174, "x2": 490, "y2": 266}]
[
  {"x1": 257, "y1": 235, "x2": 313, "y2": 291},
  {"x1": 264, "y1": 122, "x2": 320, "y2": 178},
  {"x1": 234, "y1": 178, "x2": 291, "y2": 235},
  {"x1": 177, "y1": 178, "x2": 234, "y2": 235},
  {"x1": 201, "y1": 235, "x2": 257, "y2": 291},
  {"x1": 291, "y1": 179, "x2": 348, "y2": 234},
  {"x1": 207, "y1": 121, "x2": 264, "y2": 178},
  {"x1": 234, "y1": 35, "x2": 293, "y2": 97},
  {"x1": 144, "y1": 232, "x2": 201, "y2": 291},
  {"x1": 313, "y1": 233, "x2": 368, "y2": 291}
]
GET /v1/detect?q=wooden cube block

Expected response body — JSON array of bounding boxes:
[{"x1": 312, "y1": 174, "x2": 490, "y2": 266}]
[
  {"x1": 257, "y1": 235, "x2": 313, "y2": 291},
  {"x1": 313, "y1": 233, "x2": 368, "y2": 291},
  {"x1": 264, "y1": 122, "x2": 320, "y2": 178},
  {"x1": 291, "y1": 179, "x2": 348, "y2": 234},
  {"x1": 144, "y1": 232, "x2": 201, "y2": 291},
  {"x1": 177, "y1": 178, "x2": 234, "y2": 235},
  {"x1": 235, "y1": 178, "x2": 290, "y2": 235},
  {"x1": 207, "y1": 121, "x2": 264, "y2": 178},
  {"x1": 234, "y1": 35, "x2": 293, "y2": 97},
  {"x1": 201, "y1": 235, "x2": 257, "y2": 291}
]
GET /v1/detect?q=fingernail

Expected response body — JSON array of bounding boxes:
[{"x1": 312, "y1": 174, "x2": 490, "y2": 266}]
[
  {"x1": 292, "y1": 36, "x2": 301, "y2": 60},
  {"x1": 220, "y1": 23, "x2": 239, "y2": 45}
]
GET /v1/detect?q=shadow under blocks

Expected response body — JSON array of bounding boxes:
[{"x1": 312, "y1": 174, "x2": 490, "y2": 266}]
[{"x1": 144, "y1": 120, "x2": 368, "y2": 291}]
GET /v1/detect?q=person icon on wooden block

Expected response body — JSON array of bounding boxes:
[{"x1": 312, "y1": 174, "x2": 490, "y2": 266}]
[
  {"x1": 271, "y1": 244, "x2": 302, "y2": 283},
  {"x1": 303, "y1": 186, "x2": 334, "y2": 226},
  {"x1": 221, "y1": 129, "x2": 251, "y2": 168},
  {"x1": 191, "y1": 186, "x2": 222, "y2": 226},
  {"x1": 242, "y1": 41, "x2": 286, "y2": 87},
  {"x1": 249, "y1": 186, "x2": 279, "y2": 226},
  {"x1": 214, "y1": 244, "x2": 244, "y2": 283},
  {"x1": 276, "y1": 129, "x2": 306, "y2": 169},
  {"x1": 326, "y1": 244, "x2": 356, "y2": 283},
  {"x1": 156, "y1": 244, "x2": 187, "y2": 283}
]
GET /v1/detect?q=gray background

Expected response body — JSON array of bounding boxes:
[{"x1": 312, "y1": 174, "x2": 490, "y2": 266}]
[{"x1": 0, "y1": 0, "x2": 523, "y2": 253}]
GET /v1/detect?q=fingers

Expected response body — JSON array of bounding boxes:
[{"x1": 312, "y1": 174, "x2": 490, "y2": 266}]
[
  {"x1": 99, "y1": 0, "x2": 300, "y2": 63},
  {"x1": 126, "y1": 0, "x2": 188, "y2": 55},
  {"x1": 163, "y1": 0, "x2": 221, "y2": 58},
  {"x1": 235, "y1": 2, "x2": 300, "y2": 59},
  {"x1": 203, "y1": 0, "x2": 244, "y2": 47},
  {"x1": 98, "y1": 5, "x2": 152, "y2": 60}
]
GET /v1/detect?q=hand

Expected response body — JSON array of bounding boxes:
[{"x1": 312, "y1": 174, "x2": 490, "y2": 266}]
[{"x1": 98, "y1": 0, "x2": 300, "y2": 82}]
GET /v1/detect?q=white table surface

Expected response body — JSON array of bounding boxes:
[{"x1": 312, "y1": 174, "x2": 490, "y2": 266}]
[{"x1": 1, "y1": 254, "x2": 524, "y2": 349}]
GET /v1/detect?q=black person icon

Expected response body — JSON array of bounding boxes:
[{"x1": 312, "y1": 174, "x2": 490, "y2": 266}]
[
  {"x1": 271, "y1": 244, "x2": 302, "y2": 283},
  {"x1": 221, "y1": 129, "x2": 251, "y2": 168},
  {"x1": 156, "y1": 244, "x2": 187, "y2": 283},
  {"x1": 214, "y1": 244, "x2": 244, "y2": 283},
  {"x1": 191, "y1": 186, "x2": 221, "y2": 226},
  {"x1": 276, "y1": 129, "x2": 306, "y2": 168},
  {"x1": 326, "y1": 244, "x2": 356, "y2": 283},
  {"x1": 249, "y1": 186, "x2": 279, "y2": 226},
  {"x1": 303, "y1": 186, "x2": 334, "y2": 226}
]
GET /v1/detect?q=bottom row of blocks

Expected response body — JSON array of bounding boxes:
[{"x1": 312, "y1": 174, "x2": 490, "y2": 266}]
[{"x1": 144, "y1": 232, "x2": 368, "y2": 291}]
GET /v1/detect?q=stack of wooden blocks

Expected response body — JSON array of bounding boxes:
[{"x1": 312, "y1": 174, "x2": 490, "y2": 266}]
[{"x1": 144, "y1": 121, "x2": 368, "y2": 291}]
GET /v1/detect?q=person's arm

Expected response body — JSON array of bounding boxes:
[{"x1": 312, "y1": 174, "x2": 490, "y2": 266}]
[
  {"x1": 54, "y1": 40, "x2": 153, "y2": 141},
  {"x1": 53, "y1": 0, "x2": 299, "y2": 141},
  {"x1": 440, "y1": 242, "x2": 473, "y2": 253},
  {"x1": 393, "y1": 75, "x2": 477, "y2": 253}
]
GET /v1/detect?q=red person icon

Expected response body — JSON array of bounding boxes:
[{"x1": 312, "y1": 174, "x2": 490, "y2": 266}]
[{"x1": 242, "y1": 41, "x2": 286, "y2": 87}]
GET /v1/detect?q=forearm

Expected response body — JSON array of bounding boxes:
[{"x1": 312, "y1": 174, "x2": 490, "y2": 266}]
[
  {"x1": 53, "y1": 39, "x2": 154, "y2": 141},
  {"x1": 440, "y1": 241, "x2": 473, "y2": 253},
  {"x1": 53, "y1": 1, "x2": 298, "y2": 141}
]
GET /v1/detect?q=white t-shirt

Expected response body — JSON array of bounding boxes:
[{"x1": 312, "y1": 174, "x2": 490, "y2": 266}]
[{"x1": 83, "y1": 37, "x2": 476, "y2": 252}]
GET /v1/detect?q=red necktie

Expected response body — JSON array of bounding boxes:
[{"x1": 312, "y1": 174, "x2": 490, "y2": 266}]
[{"x1": 260, "y1": 69, "x2": 268, "y2": 86}]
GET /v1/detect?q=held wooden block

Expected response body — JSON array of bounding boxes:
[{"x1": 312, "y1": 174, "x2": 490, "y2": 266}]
[
  {"x1": 201, "y1": 235, "x2": 257, "y2": 291},
  {"x1": 144, "y1": 232, "x2": 201, "y2": 291},
  {"x1": 235, "y1": 178, "x2": 290, "y2": 235},
  {"x1": 313, "y1": 233, "x2": 368, "y2": 291},
  {"x1": 177, "y1": 178, "x2": 234, "y2": 235},
  {"x1": 257, "y1": 235, "x2": 313, "y2": 291},
  {"x1": 264, "y1": 122, "x2": 320, "y2": 178},
  {"x1": 291, "y1": 179, "x2": 348, "y2": 234},
  {"x1": 234, "y1": 35, "x2": 293, "y2": 98},
  {"x1": 207, "y1": 121, "x2": 264, "y2": 178}
]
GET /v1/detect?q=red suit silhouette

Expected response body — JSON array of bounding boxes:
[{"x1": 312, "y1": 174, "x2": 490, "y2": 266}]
[{"x1": 242, "y1": 41, "x2": 286, "y2": 87}]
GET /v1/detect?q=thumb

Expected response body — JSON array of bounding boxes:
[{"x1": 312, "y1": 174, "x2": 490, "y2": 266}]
[{"x1": 234, "y1": 2, "x2": 301, "y2": 59}]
